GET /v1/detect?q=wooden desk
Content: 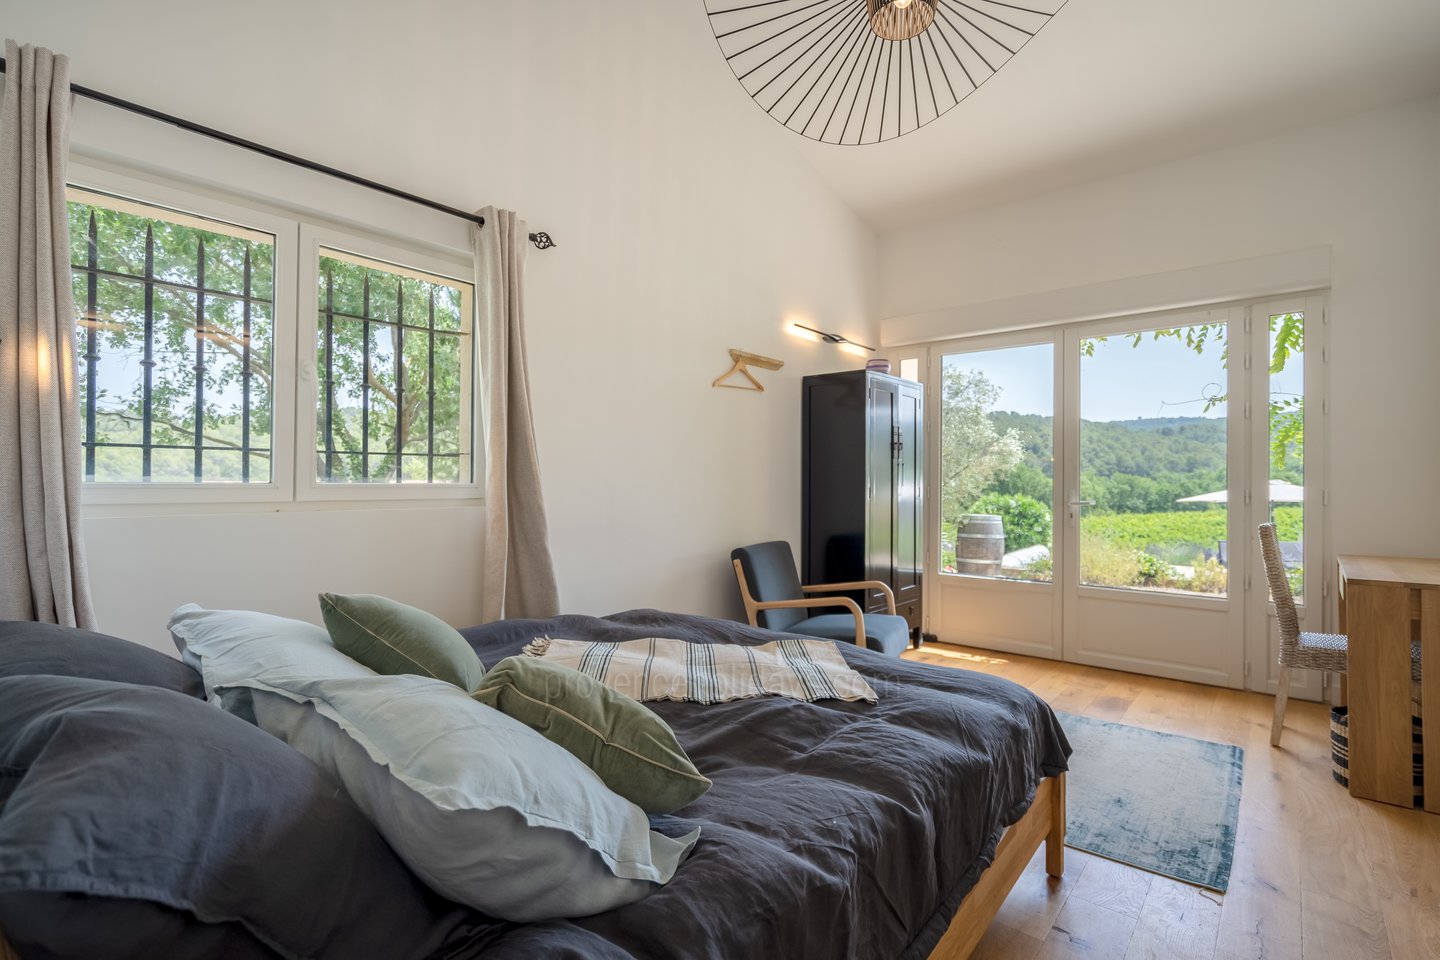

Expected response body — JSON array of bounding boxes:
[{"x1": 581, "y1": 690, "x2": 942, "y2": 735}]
[{"x1": 1337, "y1": 555, "x2": 1440, "y2": 812}]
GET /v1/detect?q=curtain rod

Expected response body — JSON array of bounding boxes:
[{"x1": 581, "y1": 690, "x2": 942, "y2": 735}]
[{"x1": 0, "y1": 55, "x2": 557, "y2": 250}]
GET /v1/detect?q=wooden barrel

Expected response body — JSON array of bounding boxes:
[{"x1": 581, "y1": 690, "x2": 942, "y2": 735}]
[{"x1": 955, "y1": 514, "x2": 1005, "y2": 577}]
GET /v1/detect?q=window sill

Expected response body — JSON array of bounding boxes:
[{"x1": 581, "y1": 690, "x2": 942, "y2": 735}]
[{"x1": 81, "y1": 496, "x2": 484, "y2": 520}]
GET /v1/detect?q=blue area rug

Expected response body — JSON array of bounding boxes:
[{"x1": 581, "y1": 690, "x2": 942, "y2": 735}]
[{"x1": 1057, "y1": 712, "x2": 1243, "y2": 892}]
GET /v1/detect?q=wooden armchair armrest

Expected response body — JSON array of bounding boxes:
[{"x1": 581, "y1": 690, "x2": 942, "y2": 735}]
[
  {"x1": 801, "y1": 580, "x2": 897, "y2": 615},
  {"x1": 748, "y1": 596, "x2": 868, "y2": 650},
  {"x1": 731, "y1": 557, "x2": 868, "y2": 649}
]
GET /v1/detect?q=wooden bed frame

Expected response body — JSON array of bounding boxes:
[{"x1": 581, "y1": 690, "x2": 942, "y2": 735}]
[
  {"x1": 928, "y1": 772, "x2": 1066, "y2": 960},
  {"x1": 0, "y1": 774, "x2": 1065, "y2": 960}
]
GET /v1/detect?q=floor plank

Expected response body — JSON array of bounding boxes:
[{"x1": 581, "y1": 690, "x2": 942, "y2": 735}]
[
  {"x1": 1037, "y1": 896, "x2": 1140, "y2": 960},
  {"x1": 1070, "y1": 856, "x2": 1154, "y2": 921},
  {"x1": 1123, "y1": 876, "x2": 1223, "y2": 960},
  {"x1": 1299, "y1": 888, "x2": 1391, "y2": 960},
  {"x1": 902, "y1": 641, "x2": 1440, "y2": 960},
  {"x1": 992, "y1": 847, "x2": 1091, "y2": 941},
  {"x1": 970, "y1": 919, "x2": 1045, "y2": 960}
]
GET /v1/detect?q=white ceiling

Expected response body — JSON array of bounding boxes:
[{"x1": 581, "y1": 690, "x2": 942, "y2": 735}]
[{"x1": 753, "y1": 0, "x2": 1440, "y2": 231}]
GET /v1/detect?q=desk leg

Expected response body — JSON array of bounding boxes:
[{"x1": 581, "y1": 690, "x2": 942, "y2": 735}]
[
  {"x1": 1423, "y1": 591, "x2": 1438, "y2": 815},
  {"x1": 1347, "y1": 583, "x2": 1417, "y2": 807}
]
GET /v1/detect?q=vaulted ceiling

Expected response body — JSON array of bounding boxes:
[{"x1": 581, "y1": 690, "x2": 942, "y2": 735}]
[{"x1": 730, "y1": 0, "x2": 1440, "y2": 230}]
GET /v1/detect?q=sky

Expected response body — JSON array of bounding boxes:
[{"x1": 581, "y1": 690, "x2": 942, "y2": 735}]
[{"x1": 941, "y1": 318, "x2": 1304, "y2": 424}]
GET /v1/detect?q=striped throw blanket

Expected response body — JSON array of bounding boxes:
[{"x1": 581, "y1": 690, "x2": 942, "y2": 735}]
[{"x1": 521, "y1": 636, "x2": 878, "y2": 705}]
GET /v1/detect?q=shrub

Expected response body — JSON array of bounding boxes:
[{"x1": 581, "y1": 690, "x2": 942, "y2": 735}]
[
  {"x1": 967, "y1": 493, "x2": 1052, "y2": 553},
  {"x1": 1078, "y1": 535, "x2": 1142, "y2": 587},
  {"x1": 1021, "y1": 554, "x2": 1053, "y2": 581},
  {"x1": 1134, "y1": 551, "x2": 1169, "y2": 585},
  {"x1": 1187, "y1": 559, "x2": 1229, "y2": 593}
]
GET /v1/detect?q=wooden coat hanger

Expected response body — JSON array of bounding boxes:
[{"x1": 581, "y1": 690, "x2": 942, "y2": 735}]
[{"x1": 713, "y1": 349, "x2": 784, "y2": 392}]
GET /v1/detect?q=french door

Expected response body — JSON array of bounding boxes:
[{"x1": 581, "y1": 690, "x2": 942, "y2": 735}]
[{"x1": 899, "y1": 294, "x2": 1327, "y2": 694}]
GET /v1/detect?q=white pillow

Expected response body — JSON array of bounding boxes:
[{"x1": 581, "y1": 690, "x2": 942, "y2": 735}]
[{"x1": 168, "y1": 605, "x2": 699, "y2": 920}]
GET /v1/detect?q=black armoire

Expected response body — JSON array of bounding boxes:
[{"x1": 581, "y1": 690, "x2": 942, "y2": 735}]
[{"x1": 801, "y1": 370, "x2": 924, "y2": 639}]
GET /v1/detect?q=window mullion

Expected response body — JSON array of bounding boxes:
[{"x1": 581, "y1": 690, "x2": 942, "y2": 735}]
[
  {"x1": 194, "y1": 237, "x2": 207, "y2": 481},
  {"x1": 142, "y1": 225, "x2": 155, "y2": 480},
  {"x1": 83, "y1": 211, "x2": 99, "y2": 481},
  {"x1": 427, "y1": 288, "x2": 436, "y2": 484},
  {"x1": 395, "y1": 281, "x2": 405, "y2": 483},
  {"x1": 241, "y1": 244, "x2": 253, "y2": 482},
  {"x1": 324, "y1": 270, "x2": 335, "y2": 481},
  {"x1": 361, "y1": 273, "x2": 371, "y2": 481}
]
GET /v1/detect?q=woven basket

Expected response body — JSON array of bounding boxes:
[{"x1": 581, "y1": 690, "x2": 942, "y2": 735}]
[{"x1": 1331, "y1": 706, "x2": 1423, "y2": 806}]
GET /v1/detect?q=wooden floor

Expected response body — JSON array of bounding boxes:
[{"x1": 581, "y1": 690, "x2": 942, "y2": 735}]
[{"x1": 901, "y1": 642, "x2": 1440, "y2": 960}]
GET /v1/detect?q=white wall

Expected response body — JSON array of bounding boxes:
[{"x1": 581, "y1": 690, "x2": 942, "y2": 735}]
[
  {"x1": 0, "y1": 1, "x2": 878, "y2": 650},
  {"x1": 880, "y1": 95, "x2": 1440, "y2": 563}
]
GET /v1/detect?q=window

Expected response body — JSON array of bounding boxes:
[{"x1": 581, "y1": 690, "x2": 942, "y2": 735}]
[
  {"x1": 68, "y1": 189, "x2": 276, "y2": 483},
  {"x1": 1265, "y1": 310, "x2": 1305, "y2": 602},
  {"x1": 66, "y1": 168, "x2": 479, "y2": 504},
  {"x1": 938, "y1": 342, "x2": 1055, "y2": 582},
  {"x1": 314, "y1": 249, "x2": 474, "y2": 485}
]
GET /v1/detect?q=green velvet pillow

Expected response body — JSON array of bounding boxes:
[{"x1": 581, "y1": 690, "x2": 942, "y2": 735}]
[
  {"x1": 319, "y1": 593, "x2": 486, "y2": 692},
  {"x1": 473, "y1": 656, "x2": 711, "y2": 814}
]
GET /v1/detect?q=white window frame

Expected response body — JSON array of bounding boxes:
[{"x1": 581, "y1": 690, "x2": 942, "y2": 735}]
[
  {"x1": 294, "y1": 223, "x2": 482, "y2": 503},
  {"x1": 69, "y1": 161, "x2": 483, "y2": 507},
  {"x1": 69, "y1": 162, "x2": 299, "y2": 506}
]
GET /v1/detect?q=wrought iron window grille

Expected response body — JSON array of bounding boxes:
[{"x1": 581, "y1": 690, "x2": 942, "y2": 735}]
[
  {"x1": 316, "y1": 253, "x2": 473, "y2": 486},
  {"x1": 72, "y1": 199, "x2": 274, "y2": 483}
]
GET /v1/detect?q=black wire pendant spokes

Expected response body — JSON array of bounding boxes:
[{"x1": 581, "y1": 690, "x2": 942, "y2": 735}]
[{"x1": 703, "y1": 0, "x2": 1066, "y2": 146}]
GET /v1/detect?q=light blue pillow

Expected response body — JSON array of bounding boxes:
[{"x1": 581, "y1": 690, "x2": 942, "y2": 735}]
[
  {"x1": 167, "y1": 605, "x2": 698, "y2": 921},
  {"x1": 169, "y1": 603, "x2": 375, "y2": 688}
]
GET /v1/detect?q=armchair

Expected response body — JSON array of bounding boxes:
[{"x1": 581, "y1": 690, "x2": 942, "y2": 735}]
[{"x1": 730, "y1": 541, "x2": 910, "y2": 657}]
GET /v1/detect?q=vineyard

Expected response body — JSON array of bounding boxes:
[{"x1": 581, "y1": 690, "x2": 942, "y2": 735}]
[
  {"x1": 1081, "y1": 506, "x2": 1302, "y2": 555},
  {"x1": 941, "y1": 505, "x2": 1305, "y2": 595}
]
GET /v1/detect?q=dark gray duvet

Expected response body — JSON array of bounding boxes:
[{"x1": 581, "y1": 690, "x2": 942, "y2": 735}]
[{"x1": 446, "y1": 610, "x2": 1070, "y2": 960}]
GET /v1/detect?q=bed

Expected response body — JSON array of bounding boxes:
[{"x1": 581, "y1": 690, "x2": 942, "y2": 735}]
[{"x1": 0, "y1": 609, "x2": 1070, "y2": 960}]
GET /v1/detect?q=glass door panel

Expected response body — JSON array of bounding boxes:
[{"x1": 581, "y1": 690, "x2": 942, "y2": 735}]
[
  {"x1": 938, "y1": 343, "x2": 1055, "y2": 583},
  {"x1": 1077, "y1": 324, "x2": 1229, "y2": 597},
  {"x1": 1062, "y1": 306, "x2": 1244, "y2": 688},
  {"x1": 1266, "y1": 310, "x2": 1305, "y2": 602},
  {"x1": 1246, "y1": 294, "x2": 1325, "y2": 699}
]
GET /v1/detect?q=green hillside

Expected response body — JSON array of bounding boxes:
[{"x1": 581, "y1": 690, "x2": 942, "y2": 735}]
[{"x1": 985, "y1": 412, "x2": 1250, "y2": 515}]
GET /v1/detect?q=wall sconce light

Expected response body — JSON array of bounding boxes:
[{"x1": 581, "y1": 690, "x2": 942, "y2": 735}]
[{"x1": 789, "y1": 323, "x2": 876, "y2": 353}]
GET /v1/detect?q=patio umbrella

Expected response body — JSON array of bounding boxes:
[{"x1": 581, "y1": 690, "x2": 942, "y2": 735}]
[{"x1": 1176, "y1": 479, "x2": 1304, "y2": 504}]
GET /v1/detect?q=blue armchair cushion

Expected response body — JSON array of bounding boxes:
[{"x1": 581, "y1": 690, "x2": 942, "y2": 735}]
[{"x1": 788, "y1": 613, "x2": 910, "y2": 657}]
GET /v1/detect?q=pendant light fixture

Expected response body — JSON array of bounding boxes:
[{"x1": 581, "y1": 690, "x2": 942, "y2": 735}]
[
  {"x1": 703, "y1": 0, "x2": 1065, "y2": 146},
  {"x1": 866, "y1": 0, "x2": 937, "y2": 42}
]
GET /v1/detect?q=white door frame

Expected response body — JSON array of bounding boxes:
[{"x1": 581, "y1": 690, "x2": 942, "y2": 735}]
[
  {"x1": 1243, "y1": 293, "x2": 1329, "y2": 700},
  {"x1": 908, "y1": 329, "x2": 1065, "y2": 660},
  {"x1": 889, "y1": 291, "x2": 1330, "y2": 697},
  {"x1": 1059, "y1": 305, "x2": 1246, "y2": 688}
]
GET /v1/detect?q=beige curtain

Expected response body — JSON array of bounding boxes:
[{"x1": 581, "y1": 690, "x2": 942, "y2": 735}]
[
  {"x1": 0, "y1": 41, "x2": 95, "y2": 628},
  {"x1": 474, "y1": 206, "x2": 559, "y2": 621}
]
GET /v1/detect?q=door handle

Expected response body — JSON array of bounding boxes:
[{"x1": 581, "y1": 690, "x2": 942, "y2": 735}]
[{"x1": 1068, "y1": 499, "x2": 1095, "y2": 507}]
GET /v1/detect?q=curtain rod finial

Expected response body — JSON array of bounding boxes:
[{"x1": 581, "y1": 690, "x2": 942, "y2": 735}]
[{"x1": 528, "y1": 231, "x2": 556, "y2": 251}]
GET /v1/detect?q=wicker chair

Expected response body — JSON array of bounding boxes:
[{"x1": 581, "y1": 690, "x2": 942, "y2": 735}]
[{"x1": 1260, "y1": 522, "x2": 1422, "y2": 746}]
